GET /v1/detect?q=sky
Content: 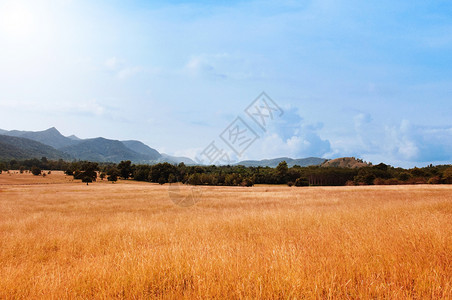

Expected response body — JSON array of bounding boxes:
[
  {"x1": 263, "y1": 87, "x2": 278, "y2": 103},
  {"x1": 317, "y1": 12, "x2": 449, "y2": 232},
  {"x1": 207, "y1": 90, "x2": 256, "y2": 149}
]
[{"x1": 0, "y1": 0, "x2": 451, "y2": 167}]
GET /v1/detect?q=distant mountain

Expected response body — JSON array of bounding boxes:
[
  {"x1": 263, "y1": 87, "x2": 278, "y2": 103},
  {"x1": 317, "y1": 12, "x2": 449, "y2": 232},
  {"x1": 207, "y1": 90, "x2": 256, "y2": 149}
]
[
  {"x1": 59, "y1": 137, "x2": 156, "y2": 163},
  {"x1": 158, "y1": 154, "x2": 197, "y2": 165},
  {"x1": 236, "y1": 157, "x2": 326, "y2": 168},
  {"x1": 67, "y1": 135, "x2": 81, "y2": 141},
  {"x1": 321, "y1": 157, "x2": 371, "y2": 168},
  {"x1": 1, "y1": 127, "x2": 365, "y2": 168},
  {"x1": 0, "y1": 135, "x2": 70, "y2": 160},
  {"x1": 1, "y1": 127, "x2": 77, "y2": 149},
  {"x1": 121, "y1": 140, "x2": 161, "y2": 160}
]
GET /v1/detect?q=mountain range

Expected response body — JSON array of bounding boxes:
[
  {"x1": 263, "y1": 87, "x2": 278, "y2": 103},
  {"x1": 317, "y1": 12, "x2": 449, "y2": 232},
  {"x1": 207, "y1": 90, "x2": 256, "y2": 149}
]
[
  {"x1": 0, "y1": 127, "x2": 195, "y2": 164},
  {"x1": 0, "y1": 127, "x2": 328, "y2": 167}
]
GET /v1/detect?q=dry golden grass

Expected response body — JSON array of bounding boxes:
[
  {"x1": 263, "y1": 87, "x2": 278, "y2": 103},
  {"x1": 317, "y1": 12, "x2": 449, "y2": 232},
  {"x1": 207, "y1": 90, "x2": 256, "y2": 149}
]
[{"x1": 0, "y1": 172, "x2": 451, "y2": 299}]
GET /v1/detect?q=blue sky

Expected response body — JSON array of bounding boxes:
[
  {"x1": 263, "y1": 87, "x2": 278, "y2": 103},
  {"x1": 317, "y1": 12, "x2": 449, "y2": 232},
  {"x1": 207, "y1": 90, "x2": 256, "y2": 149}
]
[{"x1": 0, "y1": 0, "x2": 451, "y2": 167}]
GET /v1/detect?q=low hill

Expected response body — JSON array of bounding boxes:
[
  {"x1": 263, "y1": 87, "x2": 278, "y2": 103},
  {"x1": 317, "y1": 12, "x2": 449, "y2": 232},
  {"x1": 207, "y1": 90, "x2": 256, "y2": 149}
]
[
  {"x1": 0, "y1": 135, "x2": 70, "y2": 160},
  {"x1": 236, "y1": 157, "x2": 326, "y2": 168},
  {"x1": 321, "y1": 157, "x2": 371, "y2": 168},
  {"x1": 59, "y1": 137, "x2": 155, "y2": 163}
]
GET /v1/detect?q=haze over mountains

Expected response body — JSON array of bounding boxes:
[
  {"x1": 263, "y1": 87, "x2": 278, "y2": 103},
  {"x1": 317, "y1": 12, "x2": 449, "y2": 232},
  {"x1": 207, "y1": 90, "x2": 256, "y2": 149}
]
[{"x1": 0, "y1": 127, "x2": 329, "y2": 167}]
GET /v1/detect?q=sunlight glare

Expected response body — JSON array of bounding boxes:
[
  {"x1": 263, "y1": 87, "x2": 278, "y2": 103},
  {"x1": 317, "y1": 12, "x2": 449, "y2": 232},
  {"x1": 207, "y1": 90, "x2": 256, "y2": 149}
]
[{"x1": 0, "y1": 3, "x2": 35, "y2": 39}]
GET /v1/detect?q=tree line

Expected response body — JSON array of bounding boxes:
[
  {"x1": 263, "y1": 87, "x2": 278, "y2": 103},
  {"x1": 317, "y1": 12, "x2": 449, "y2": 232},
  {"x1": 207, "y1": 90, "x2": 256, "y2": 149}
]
[{"x1": 1, "y1": 158, "x2": 452, "y2": 186}]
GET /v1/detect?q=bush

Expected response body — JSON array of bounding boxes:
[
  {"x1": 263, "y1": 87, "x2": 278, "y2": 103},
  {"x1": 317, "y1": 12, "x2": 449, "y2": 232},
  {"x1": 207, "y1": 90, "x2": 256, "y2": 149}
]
[
  {"x1": 428, "y1": 176, "x2": 441, "y2": 184},
  {"x1": 373, "y1": 178, "x2": 386, "y2": 185},
  {"x1": 240, "y1": 177, "x2": 254, "y2": 187},
  {"x1": 294, "y1": 177, "x2": 309, "y2": 187}
]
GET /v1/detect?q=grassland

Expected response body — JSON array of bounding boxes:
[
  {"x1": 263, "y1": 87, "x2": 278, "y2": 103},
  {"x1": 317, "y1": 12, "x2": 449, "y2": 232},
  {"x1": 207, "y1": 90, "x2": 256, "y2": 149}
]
[{"x1": 0, "y1": 171, "x2": 450, "y2": 299}]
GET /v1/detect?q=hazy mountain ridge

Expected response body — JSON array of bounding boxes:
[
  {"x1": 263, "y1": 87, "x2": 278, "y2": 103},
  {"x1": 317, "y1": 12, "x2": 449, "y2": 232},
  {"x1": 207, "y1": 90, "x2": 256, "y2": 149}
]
[
  {"x1": 121, "y1": 140, "x2": 161, "y2": 160},
  {"x1": 0, "y1": 127, "x2": 371, "y2": 167},
  {"x1": 59, "y1": 138, "x2": 153, "y2": 163},
  {"x1": 0, "y1": 127, "x2": 196, "y2": 164},
  {"x1": 236, "y1": 157, "x2": 327, "y2": 168},
  {"x1": 1, "y1": 127, "x2": 77, "y2": 149},
  {"x1": 158, "y1": 154, "x2": 197, "y2": 165},
  {"x1": 0, "y1": 135, "x2": 70, "y2": 160}
]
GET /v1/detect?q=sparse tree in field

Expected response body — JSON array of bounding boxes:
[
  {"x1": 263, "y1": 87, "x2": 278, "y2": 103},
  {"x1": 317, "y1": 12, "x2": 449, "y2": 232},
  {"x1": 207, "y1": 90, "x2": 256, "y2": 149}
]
[
  {"x1": 31, "y1": 166, "x2": 41, "y2": 176},
  {"x1": 158, "y1": 177, "x2": 166, "y2": 185},
  {"x1": 73, "y1": 162, "x2": 98, "y2": 182},
  {"x1": 99, "y1": 172, "x2": 106, "y2": 180},
  {"x1": 19, "y1": 166, "x2": 25, "y2": 174},
  {"x1": 107, "y1": 173, "x2": 118, "y2": 183},
  {"x1": 107, "y1": 167, "x2": 120, "y2": 183},
  {"x1": 82, "y1": 176, "x2": 93, "y2": 185}
]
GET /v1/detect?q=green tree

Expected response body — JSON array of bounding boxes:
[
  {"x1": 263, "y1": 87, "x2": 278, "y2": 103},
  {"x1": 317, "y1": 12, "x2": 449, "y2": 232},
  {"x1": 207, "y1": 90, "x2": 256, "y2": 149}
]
[
  {"x1": 276, "y1": 161, "x2": 288, "y2": 183},
  {"x1": 168, "y1": 173, "x2": 177, "y2": 183},
  {"x1": 73, "y1": 162, "x2": 98, "y2": 181},
  {"x1": 354, "y1": 168, "x2": 376, "y2": 185},
  {"x1": 398, "y1": 172, "x2": 411, "y2": 182},
  {"x1": 443, "y1": 167, "x2": 452, "y2": 184},
  {"x1": 118, "y1": 160, "x2": 133, "y2": 179}
]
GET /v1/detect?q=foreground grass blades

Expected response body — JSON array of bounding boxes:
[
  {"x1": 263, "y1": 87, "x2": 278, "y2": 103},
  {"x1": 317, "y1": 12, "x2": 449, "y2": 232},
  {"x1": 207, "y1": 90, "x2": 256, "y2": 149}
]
[{"x1": 0, "y1": 172, "x2": 451, "y2": 298}]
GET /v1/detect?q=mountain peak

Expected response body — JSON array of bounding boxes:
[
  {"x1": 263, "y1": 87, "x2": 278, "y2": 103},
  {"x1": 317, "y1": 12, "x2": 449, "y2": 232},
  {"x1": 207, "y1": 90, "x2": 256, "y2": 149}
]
[{"x1": 44, "y1": 127, "x2": 60, "y2": 133}]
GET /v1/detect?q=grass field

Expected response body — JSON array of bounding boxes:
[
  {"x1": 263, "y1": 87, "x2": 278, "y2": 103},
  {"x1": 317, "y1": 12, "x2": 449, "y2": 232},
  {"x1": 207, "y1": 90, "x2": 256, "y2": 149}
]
[{"x1": 0, "y1": 171, "x2": 451, "y2": 299}]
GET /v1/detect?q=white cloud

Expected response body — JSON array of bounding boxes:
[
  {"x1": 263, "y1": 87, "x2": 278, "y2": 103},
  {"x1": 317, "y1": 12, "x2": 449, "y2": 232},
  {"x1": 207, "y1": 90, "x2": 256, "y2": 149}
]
[
  {"x1": 104, "y1": 57, "x2": 122, "y2": 70},
  {"x1": 244, "y1": 106, "x2": 332, "y2": 159},
  {"x1": 116, "y1": 66, "x2": 143, "y2": 80}
]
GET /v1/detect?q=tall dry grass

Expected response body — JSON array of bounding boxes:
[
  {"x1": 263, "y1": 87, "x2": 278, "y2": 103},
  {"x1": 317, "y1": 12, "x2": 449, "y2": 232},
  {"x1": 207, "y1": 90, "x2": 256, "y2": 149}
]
[{"x1": 0, "y1": 173, "x2": 450, "y2": 298}]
